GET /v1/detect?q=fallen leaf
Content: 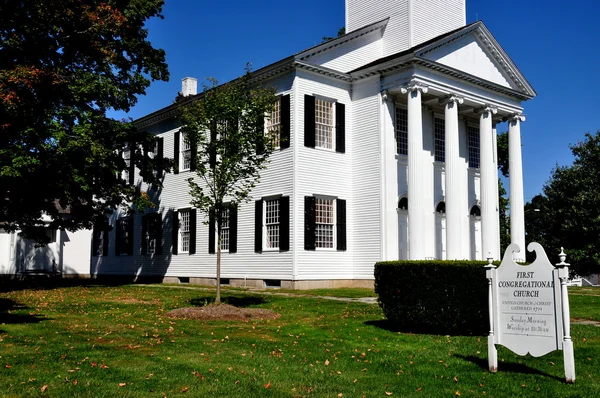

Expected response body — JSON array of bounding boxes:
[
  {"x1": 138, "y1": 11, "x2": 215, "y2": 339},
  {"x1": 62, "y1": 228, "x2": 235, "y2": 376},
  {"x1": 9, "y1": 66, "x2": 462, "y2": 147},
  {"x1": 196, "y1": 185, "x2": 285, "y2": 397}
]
[
  {"x1": 385, "y1": 392, "x2": 393, "y2": 396},
  {"x1": 119, "y1": 383, "x2": 126, "y2": 387},
  {"x1": 41, "y1": 385, "x2": 48, "y2": 392},
  {"x1": 325, "y1": 359, "x2": 330, "y2": 366},
  {"x1": 455, "y1": 391, "x2": 460, "y2": 396},
  {"x1": 181, "y1": 387, "x2": 189, "y2": 392},
  {"x1": 453, "y1": 376, "x2": 458, "y2": 383},
  {"x1": 100, "y1": 364, "x2": 109, "y2": 369},
  {"x1": 264, "y1": 383, "x2": 271, "y2": 389},
  {"x1": 338, "y1": 394, "x2": 343, "y2": 397}
]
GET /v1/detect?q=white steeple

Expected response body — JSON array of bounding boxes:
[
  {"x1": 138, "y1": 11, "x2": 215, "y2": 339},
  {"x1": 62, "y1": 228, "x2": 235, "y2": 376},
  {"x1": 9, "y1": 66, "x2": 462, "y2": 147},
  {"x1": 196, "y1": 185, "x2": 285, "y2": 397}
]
[{"x1": 346, "y1": 0, "x2": 466, "y2": 56}]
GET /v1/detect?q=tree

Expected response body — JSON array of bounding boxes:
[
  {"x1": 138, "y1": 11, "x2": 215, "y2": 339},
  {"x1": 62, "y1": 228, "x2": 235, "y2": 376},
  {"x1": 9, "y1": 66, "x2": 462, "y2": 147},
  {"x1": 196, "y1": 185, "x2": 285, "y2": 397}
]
[
  {"x1": 525, "y1": 131, "x2": 600, "y2": 276},
  {"x1": 322, "y1": 27, "x2": 346, "y2": 43},
  {"x1": 0, "y1": 0, "x2": 169, "y2": 241},
  {"x1": 178, "y1": 67, "x2": 276, "y2": 304}
]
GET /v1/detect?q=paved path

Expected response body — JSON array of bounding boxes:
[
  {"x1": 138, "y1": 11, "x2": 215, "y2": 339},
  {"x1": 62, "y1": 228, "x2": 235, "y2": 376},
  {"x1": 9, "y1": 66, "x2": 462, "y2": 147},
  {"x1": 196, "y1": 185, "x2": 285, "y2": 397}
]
[{"x1": 138, "y1": 284, "x2": 378, "y2": 304}]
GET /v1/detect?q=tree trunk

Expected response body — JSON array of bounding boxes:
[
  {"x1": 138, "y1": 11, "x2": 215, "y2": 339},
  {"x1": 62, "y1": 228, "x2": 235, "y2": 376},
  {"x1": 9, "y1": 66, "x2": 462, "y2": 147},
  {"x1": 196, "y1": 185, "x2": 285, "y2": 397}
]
[{"x1": 216, "y1": 220, "x2": 221, "y2": 304}]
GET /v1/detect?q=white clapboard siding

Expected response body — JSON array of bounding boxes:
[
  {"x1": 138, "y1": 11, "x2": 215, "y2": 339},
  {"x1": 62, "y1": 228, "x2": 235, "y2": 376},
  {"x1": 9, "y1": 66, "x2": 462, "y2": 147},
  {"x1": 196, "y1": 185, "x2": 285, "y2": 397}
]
[
  {"x1": 303, "y1": 32, "x2": 383, "y2": 73},
  {"x1": 93, "y1": 73, "x2": 297, "y2": 281},
  {"x1": 412, "y1": 0, "x2": 465, "y2": 47},
  {"x1": 294, "y1": 70, "x2": 354, "y2": 280},
  {"x1": 350, "y1": 78, "x2": 382, "y2": 278}
]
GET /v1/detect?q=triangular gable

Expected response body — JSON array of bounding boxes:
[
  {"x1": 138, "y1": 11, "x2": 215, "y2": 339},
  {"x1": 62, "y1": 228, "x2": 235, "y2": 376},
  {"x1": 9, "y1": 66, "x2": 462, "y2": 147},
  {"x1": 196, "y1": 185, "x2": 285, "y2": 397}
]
[{"x1": 416, "y1": 22, "x2": 535, "y2": 97}]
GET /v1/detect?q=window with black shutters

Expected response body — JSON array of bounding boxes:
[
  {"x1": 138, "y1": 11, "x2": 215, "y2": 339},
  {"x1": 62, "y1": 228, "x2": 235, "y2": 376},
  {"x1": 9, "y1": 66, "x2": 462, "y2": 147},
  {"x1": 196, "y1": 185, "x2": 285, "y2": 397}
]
[
  {"x1": 115, "y1": 216, "x2": 133, "y2": 256},
  {"x1": 304, "y1": 95, "x2": 345, "y2": 153},
  {"x1": 304, "y1": 196, "x2": 346, "y2": 251}
]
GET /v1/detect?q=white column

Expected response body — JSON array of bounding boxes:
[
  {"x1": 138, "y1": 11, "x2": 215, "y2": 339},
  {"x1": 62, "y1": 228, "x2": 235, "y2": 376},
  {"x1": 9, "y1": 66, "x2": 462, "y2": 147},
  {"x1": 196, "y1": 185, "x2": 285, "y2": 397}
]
[
  {"x1": 381, "y1": 90, "x2": 399, "y2": 260},
  {"x1": 508, "y1": 114, "x2": 526, "y2": 259},
  {"x1": 443, "y1": 95, "x2": 463, "y2": 259},
  {"x1": 401, "y1": 81, "x2": 428, "y2": 260},
  {"x1": 479, "y1": 105, "x2": 498, "y2": 259}
]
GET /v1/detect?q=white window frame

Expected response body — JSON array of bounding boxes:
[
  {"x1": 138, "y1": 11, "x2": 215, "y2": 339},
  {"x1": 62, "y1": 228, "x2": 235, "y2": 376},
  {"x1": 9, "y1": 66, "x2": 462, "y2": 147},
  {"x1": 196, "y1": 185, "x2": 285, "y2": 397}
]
[
  {"x1": 315, "y1": 197, "x2": 336, "y2": 250},
  {"x1": 180, "y1": 132, "x2": 191, "y2": 172},
  {"x1": 314, "y1": 97, "x2": 336, "y2": 151},
  {"x1": 122, "y1": 147, "x2": 131, "y2": 182},
  {"x1": 395, "y1": 106, "x2": 408, "y2": 156},
  {"x1": 219, "y1": 207, "x2": 230, "y2": 253},
  {"x1": 9, "y1": 232, "x2": 16, "y2": 260},
  {"x1": 434, "y1": 116, "x2": 445, "y2": 163},
  {"x1": 179, "y1": 209, "x2": 191, "y2": 253},
  {"x1": 266, "y1": 97, "x2": 281, "y2": 149},
  {"x1": 263, "y1": 198, "x2": 280, "y2": 251}
]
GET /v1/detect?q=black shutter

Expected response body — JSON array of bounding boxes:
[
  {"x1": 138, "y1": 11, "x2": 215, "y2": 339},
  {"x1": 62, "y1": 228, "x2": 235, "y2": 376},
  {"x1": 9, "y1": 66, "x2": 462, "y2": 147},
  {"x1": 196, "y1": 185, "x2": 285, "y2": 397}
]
[
  {"x1": 336, "y1": 199, "x2": 347, "y2": 251},
  {"x1": 255, "y1": 199, "x2": 263, "y2": 253},
  {"x1": 155, "y1": 213, "x2": 163, "y2": 255},
  {"x1": 127, "y1": 215, "x2": 134, "y2": 255},
  {"x1": 189, "y1": 208, "x2": 197, "y2": 254},
  {"x1": 229, "y1": 203, "x2": 238, "y2": 253},
  {"x1": 173, "y1": 132, "x2": 180, "y2": 174},
  {"x1": 335, "y1": 102, "x2": 346, "y2": 153},
  {"x1": 115, "y1": 219, "x2": 121, "y2": 256},
  {"x1": 280, "y1": 95, "x2": 291, "y2": 149},
  {"x1": 304, "y1": 196, "x2": 316, "y2": 250},
  {"x1": 128, "y1": 141, "x2": 136, "y2": 185},
  {"x1": 157, "y1": 137, "x2": 164, "y2": 178},
  {"x1": 304, "y1": 95, "x2": 315, "y2": 148},
  {"x1": 190, "y1": 136, "x2": 197, "y2": 172},
  {"x1": 172, "y1": 210, "x2": 179, "y2": 255},
  {"x1": 257, "y1": 115, "x2": 265, "y2": 155},
  {"x1": 141, "y1": 215, "x2": 148, "y2": 255},
  {"x1": 209, "y1": 124, "x2": 217, "y2": 168},
  {"x1": 279, "y1": 196, "x2": 290, "y2": 251},
  {"x1": 102, "y1": 225, "x2": 109, "y2": 256},
  {"x1": 142, "y1": 138, "x2": 150, "y2": 176},
  {"x1": 208, "y1": 208, "x2": 215, "y2": 254}
]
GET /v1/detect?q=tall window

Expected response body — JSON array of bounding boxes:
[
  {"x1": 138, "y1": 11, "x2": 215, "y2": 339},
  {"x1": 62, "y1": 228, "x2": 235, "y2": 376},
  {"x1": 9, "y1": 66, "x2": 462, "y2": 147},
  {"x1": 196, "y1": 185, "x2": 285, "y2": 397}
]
[
  {"x1": 434, "y1": 117, "x2": 445, "y2": 162},
  {"x1": 146, "y1": 215, "x2": 159, "y2": 254},
  {"x1": 117, "y1": 217, "x2": 130, "y2": 255},
  {"x1": 468, "y1": 126, "x2": 480, "y2": 168},
  {"x1": 220, "y1": 208, "x2": 230, "y2": 251},
  {"x1": 315, "y1": 198, "x2": 335, "y2": 248},
  {"x1": 123, "y1": 148, "x2": 131, "y2": 182},
  {"x1": 395, "y1": 107, "x2": 408, "y2": 155},
  {"x1": 181, "y1": 133, "x2": 191, "y2": 171},
  {"x1": 179, "y1": 210, "x2": 190, "y2": 253},
  {"x1": 267, "y1": 98, "x2": 281, "y2": 148},
  {"x1": 265, "y1": 199, "x2": 280, "y2": 249},
  {"x1": 315, "y1": 98, "x2": 334, "y2": 149}
]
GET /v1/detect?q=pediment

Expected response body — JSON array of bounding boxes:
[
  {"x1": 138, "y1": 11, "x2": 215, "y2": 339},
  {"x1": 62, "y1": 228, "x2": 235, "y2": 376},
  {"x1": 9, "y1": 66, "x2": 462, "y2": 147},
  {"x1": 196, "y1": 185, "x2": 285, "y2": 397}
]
[{"x1": 416, "y1": 24, "x2": 534, "y2": 96}]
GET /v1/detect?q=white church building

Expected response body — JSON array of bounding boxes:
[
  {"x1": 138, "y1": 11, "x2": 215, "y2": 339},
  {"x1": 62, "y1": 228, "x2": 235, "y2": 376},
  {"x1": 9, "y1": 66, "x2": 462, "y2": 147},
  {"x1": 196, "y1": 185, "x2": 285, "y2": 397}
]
[{"x1": 91, "y1": 0, "x2": 535, "y2": 288}]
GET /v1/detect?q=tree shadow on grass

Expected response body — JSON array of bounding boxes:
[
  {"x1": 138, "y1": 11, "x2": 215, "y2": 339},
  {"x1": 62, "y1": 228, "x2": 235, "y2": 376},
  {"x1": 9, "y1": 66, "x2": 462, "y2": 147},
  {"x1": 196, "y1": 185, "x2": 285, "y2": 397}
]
[
  {"x1": 190, "y1": 295, "x2": 269, "y2": 308},
  {"x1": 364, "y1": 319, "x2": 486, "y2": 337},
  {"x1": 0, "y1": 298, "x2": 48, "y2": 326},
  {"x1": 454, "y1": 354, "x2": 564, "y2": 382},
  {"x1": 0, "y1": 278, "x2": 133, "y2": 294}
]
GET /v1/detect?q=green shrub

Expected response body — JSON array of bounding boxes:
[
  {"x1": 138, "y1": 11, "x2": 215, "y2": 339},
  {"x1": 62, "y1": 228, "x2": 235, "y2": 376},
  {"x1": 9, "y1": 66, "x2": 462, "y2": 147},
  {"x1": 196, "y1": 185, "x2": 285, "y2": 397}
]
[{"x1": 374, "y1": 260, "x2": 497, "y2": 335}]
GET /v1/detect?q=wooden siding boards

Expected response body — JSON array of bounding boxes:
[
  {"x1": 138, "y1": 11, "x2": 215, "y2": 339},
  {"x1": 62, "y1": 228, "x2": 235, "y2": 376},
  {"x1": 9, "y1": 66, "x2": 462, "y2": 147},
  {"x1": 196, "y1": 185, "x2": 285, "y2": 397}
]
[
  {"x1": 304, "y1": 32, "x2": 383, "y2": 73},
  {"x1": 412, "y1": 0, "x2": 465, "y2": 47},
  {"x1": 351, "y1": 78, "x2": 382, "y2": 278},
  {"x1": 93, "y1": 74, "x2": 296, "y2": 281},
  {"x1": 294, "y1": 71, "x2": 354, "y2": 280}
]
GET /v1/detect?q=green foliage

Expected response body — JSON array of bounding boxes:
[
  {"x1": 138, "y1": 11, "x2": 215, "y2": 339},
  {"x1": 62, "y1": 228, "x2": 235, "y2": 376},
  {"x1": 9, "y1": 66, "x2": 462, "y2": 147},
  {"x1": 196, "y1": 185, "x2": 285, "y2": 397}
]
[
  {"x1": 178, "y1": 65, "x2": 276, "y2": 302},
  {"x1": 375, "y1": 260, "x2": 492, "y2": 335},
  {"x1": 321, "y1": 26, "x2": 346, "y2": 43},
  {"x1": 0, "y1": 0, "x2": 169, "y2": 241},
  {"x1": 525, "y1": 131, "x2": 600, "y2": 276}
]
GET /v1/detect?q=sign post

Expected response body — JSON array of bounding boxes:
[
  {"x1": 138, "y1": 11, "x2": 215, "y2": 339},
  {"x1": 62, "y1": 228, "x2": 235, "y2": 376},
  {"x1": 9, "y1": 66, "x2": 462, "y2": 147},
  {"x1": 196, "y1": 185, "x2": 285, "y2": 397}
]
[{"x1": 487, "y1": 242, "x2": 575, "y2": 383}]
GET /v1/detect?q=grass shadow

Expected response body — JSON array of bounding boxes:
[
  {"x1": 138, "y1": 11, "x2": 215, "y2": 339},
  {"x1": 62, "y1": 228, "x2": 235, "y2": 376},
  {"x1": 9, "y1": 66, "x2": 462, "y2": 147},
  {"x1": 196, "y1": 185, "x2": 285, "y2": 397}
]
[
  {"x1": 364, "y1": 319, "x2": 486, "y2": 337},
  {"x1": 190, "y1": 295, "x2": 269, "y2": 308},
  {"x1": 454, "y1": 354, "x2": 564, "y2": 382},
  {"x1": 0, "y1": 278, "x2": 133, "y2": 293},
  {"x1": 0, "y1": 298, "x2": 48, "y2": 326}
]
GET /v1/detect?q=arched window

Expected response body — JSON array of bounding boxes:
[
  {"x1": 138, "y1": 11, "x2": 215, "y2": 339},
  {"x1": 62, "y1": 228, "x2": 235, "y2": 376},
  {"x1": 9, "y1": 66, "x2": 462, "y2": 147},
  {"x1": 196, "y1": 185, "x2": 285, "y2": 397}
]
[
  {"x1": 398, "y1": 197, "x2": 408, "y2": 210},
  {"x1": 470, "y1": 205, "x2": 481, "y2": 217},
  {"x1": 436, "y1": 201, "x2": 446, "y2": 214}
]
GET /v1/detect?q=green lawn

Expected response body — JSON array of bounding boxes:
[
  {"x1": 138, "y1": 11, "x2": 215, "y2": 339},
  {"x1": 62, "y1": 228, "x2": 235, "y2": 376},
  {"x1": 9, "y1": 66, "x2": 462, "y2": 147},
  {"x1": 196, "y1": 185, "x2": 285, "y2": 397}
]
[{"x1": 0, "y1": 281, "x2": 598, "y2": 397}]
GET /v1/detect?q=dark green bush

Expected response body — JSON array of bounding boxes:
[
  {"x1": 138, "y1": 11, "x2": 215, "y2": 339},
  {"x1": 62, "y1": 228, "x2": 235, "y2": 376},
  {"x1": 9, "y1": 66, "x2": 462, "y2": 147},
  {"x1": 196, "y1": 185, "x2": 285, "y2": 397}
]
[{"x1": 374, "y1": 260, "x2": 497, "y2": 335}]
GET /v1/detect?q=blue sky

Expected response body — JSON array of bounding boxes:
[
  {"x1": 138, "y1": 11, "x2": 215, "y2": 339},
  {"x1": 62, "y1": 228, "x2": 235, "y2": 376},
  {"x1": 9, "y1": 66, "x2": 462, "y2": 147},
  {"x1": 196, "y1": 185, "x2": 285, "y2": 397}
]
[{"x1": 116, "y1": 0, "x2": 600, "y2": 203}]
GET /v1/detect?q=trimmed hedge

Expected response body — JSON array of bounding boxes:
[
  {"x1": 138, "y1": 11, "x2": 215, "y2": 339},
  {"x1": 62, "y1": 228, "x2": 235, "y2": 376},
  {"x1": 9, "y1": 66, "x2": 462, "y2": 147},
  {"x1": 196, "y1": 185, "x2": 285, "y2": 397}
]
[{"x1": 375, "y1": 260, "x2": 498, "y2": 335}]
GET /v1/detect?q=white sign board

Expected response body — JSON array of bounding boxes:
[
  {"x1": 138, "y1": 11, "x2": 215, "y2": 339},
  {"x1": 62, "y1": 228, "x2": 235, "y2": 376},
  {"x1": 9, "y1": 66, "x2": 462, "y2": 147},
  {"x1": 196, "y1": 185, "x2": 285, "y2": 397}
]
[{"x1": 486, "y1": 243, "x2": 575, "y2": 383}]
